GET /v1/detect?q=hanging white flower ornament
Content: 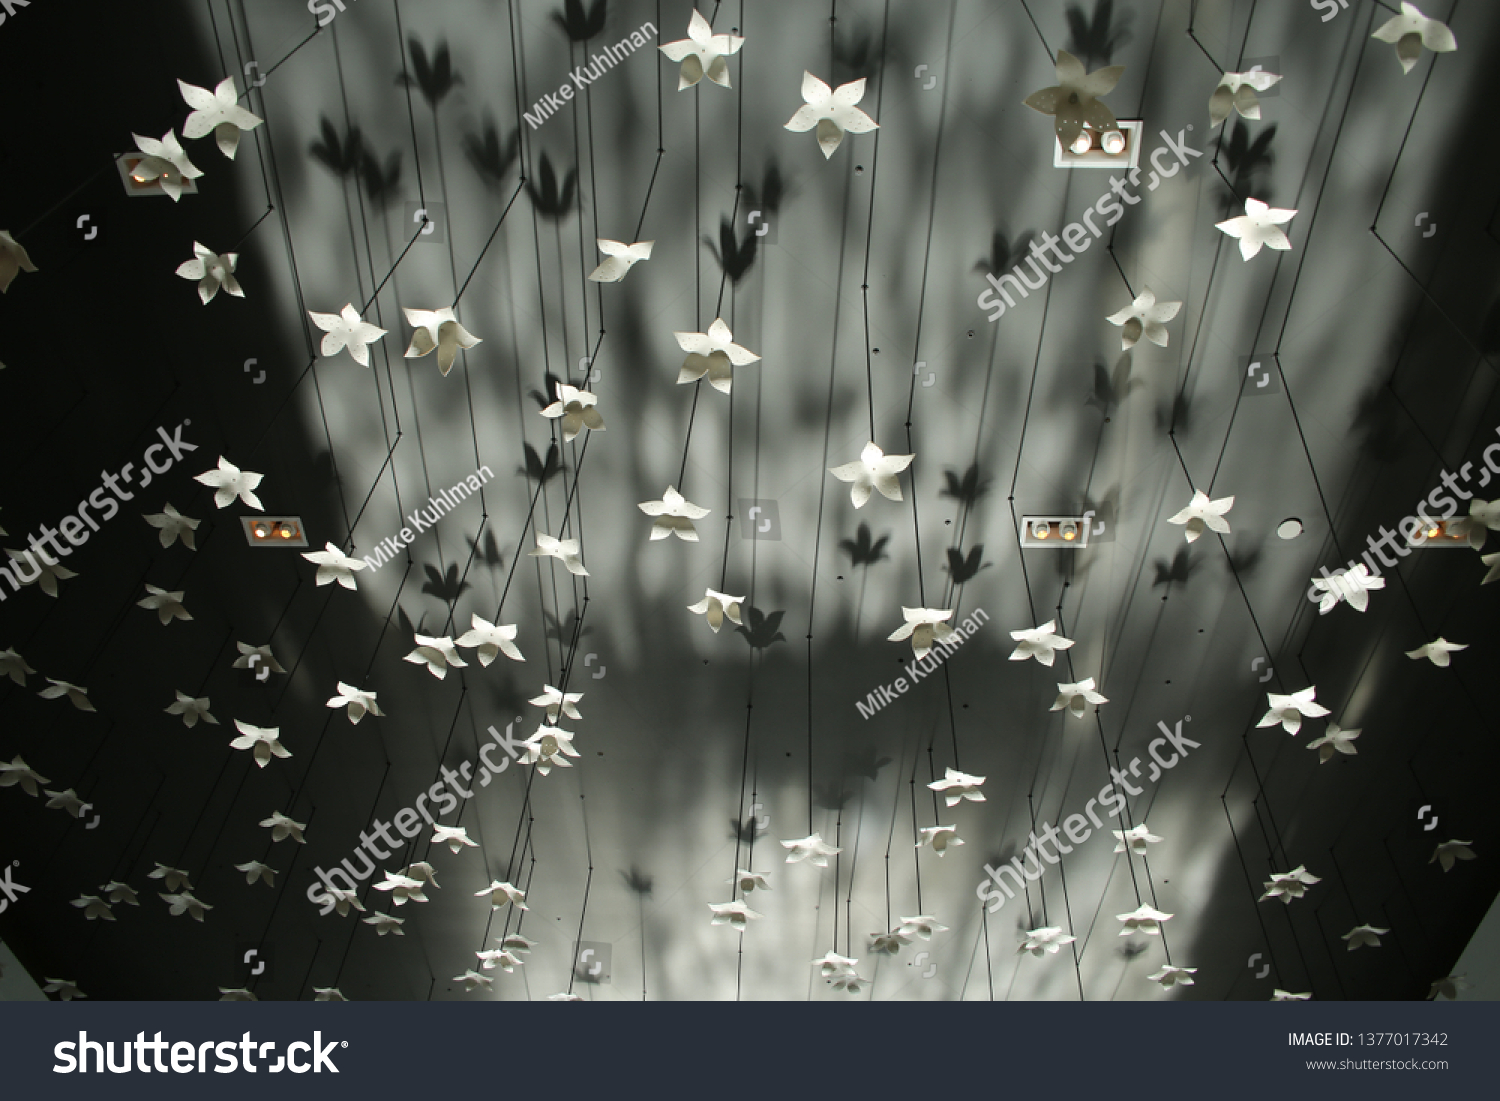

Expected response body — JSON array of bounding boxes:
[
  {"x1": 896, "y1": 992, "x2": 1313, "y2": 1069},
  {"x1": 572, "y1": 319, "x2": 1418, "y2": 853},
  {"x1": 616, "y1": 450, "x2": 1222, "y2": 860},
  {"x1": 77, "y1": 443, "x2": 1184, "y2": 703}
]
[
  {"x1": 309, "y1": 304, "x2": 387, "y2": 367},
  {"x1": 688, "y1": 588, "x2": 744, "y2": 633},
  {"x1": 830, "y1": 442, "x2": 915, "y2": 508},
  {"x1": 781, "y1": 832, "x2": 841, "y2": 867},
  {"x1": 1150, "y1": 965, "x2": 1198, "y2": 987},
  {"x1": 1116, "y1": 905, "x2": 1173, "y2": 936},
  {"x1": 529, "y1": 684, "x2": 583, "y2": 723},
  {"x1": 887, "y1": 606, "x2": 955, "y2": 659},
  {"x1": 587, "y1": 238, "x2": 654, "y2": 282},
  {"x1": 1216, "y1": 198, "x2": 1298, "y2": 261},
  {"x1": 326, "y1": 682, "x2": 382, "y2": 724},
  {"x1": 1051, "y1": 677, "x2": 1108, "y2": 717},
  {"x1": 144, "y1": 503, "x2": 200, "y2": 549},
  {"x1": 432, "y1": 825, "x2": 478, "y2": 854},
  {"x1": 1112, "y1": 824, "x2": 1163, "y2": 855},
  {"x1": 302, "y1": 543, "x2": 366, "y2": 589},
  {"x1": 1257, "y1": 686, "x2": 1330, "y2": 735},
  {"x1": 927, "y1": 767, "x2": 986, "y2": 806},
  {"x1": 1260, "y1": 865, "x2": 1321, "y2": 904},
  {"x1": 176, "y1": 242, "x2": 243, "y2": 304},
  {"x1": 179, "y1": 76, "x2": 263, "y2": 158},
  {"x1": 1106, "y1": 288, "x2": 1181, "y2": 349},
  {"x1": 520, "y1": 725, "x2": 580, "y2": 775},
  {"x1": 230, "y1": 721, "x2": 291, "y2": 768},
  {"x1": 195, "y1": 457, "x2": 264, "y2": 510},
  {"x1": 0, "y1": 230, "x2": 38, "y2": 293},
  {"x1": 1342, "y1": 924, "x2": 1390, "y2": 951},
  {"x1": 454, "y1": 614, "x2": 525, "y2": 665},
  {"x1": 708, "y1": 899, "x2": 762, "y2": 930},
  {"x1": 1167, "y1": 490, "x2": 1234, "y2": 542},
  {"x1": 1372, "y1": 3, "x2": 1456, "y2": 74},
  {"x1": 129, "y1": 130, "x2": 203, "y2": 201},
  {"x1": 1310, "y1": 564, "x2": 1384, "y2": 613},
  {"x1": 541, "y1": 382, "x2": 605, "y2": 442},
  {"x1": 673, "y1": 318, "x2": 760, "y2": 394},
  {"x1": 639, "y1": 486, "x2": 711, "y2": 541},
  {"x1": 165, "y1": 691, "x2": 216, "y2": 728},
  {"x1": 785, "y1": 72, "x2": 879, "y2": 159},
  {"x1": 1019, "y1": 926, "x2": 1077, "y2": 957},
  {"x1": 1009, "y1": 620, "x2": 1076, "y2": 666},
  {"x1": 530, "y1": 533, "x2": 589, "y2": 576},
  {"x1": 1405, "y1": 637, "x2": 1467, "y2": 667},
  {"x1": 1209, "y1": 69, "x2": 1282, "y2": 127},
  {"x1": 402, "y1": 307, "x2": 481, "y2": 376},
  {"x1": 403, "y1": 634, "x2": 467, "y2": 679},
  {"x1": 1307, "y1": 722, "x2": 1360, "y2": 763},
  {"x1": 916, "y1": 824, "x2": 964, "y2": 856},
  {"x1": 660, "y1": 9, "x2": 744, "y2": 90}
]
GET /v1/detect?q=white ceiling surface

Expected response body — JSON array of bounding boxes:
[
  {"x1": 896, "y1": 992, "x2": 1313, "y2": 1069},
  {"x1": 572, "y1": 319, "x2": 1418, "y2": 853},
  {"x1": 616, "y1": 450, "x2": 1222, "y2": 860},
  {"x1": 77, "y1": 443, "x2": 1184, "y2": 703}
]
[{"x1": 188, "y1": 0, "x2": 1488, "y2": 999}]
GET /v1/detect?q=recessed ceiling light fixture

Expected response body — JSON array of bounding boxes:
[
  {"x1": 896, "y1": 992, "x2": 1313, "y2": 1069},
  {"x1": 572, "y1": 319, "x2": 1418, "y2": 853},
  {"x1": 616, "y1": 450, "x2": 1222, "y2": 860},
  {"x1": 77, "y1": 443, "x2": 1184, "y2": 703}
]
[
  {"x1": 1022, "y1": 516, "x2": 1091, "y2": 548},
  {"x1": 1054, "y1": 119, "x2": 1143, "y2": 168},
  {"x1": 241, "y1": 516, "x2": 308, "y2": 547},
  {"x1": 1403, "y1": 519, "x2": 1469, "y2": 548}
]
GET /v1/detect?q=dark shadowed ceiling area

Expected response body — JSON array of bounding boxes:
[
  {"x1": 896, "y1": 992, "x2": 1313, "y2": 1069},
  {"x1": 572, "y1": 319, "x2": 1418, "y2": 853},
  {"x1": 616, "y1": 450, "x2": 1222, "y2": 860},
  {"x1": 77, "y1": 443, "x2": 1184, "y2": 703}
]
[{"x1": 2, "y1": 0, "x2": 1499, "y2": 1002}]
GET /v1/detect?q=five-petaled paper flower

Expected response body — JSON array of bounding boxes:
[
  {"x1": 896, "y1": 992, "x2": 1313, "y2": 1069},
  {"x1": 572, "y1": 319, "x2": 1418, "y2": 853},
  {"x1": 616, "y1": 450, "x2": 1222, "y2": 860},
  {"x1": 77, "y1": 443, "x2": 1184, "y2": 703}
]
[
  {"x1": 1406, "y1": 637, "x2": 1467, "y2": 667},
  {"x1": 1150, "y1": 965, "x2": 1198, "y2": 987},
  {"x1": 813, "y1": 950, "x2": 860, "y2": 979},
  {"x1": 520, "y1": 725, "x2": 580, "y2": 776},
  {"x1": 688, "y1": 588, "x2": 744, "y2": 633},
  {"x1": 587, "y1": 238, "x2": 654, "y2": 282},
  {"x1": 72, "y1": 895, "x2": 115, "y2": 922},
  {"x1": 1260, "y1": 865, "x2": 1321, "y2": 904},
  {"x1": 1431, "y1": 839, "x2": 1476, "y2": 873},
  {"x1": 1209, "y1": 69, "x2": 1282, "y2": 127},
  {"x1": 660, "y1": 9, "x2": 744, "y2": 90},
  {"x1": 784, "y1": 72, "x2": 879, "y2": 159},
  {"x1": 42, "y1": 979, "x2": 85, "y2": 1001},
  {"x1": 868, "y1": 929, "x2": 912, "y2": 955},
  {"x1": 887, "y1": 606, "x2": 955, "y2": 659},
  {"x1": 179, "y1": 76, "x2": 263, "y2": 159},
  {"x1": 454, "y1": 614, "x2": 525, "y2": 665},
  {"x1": 1307, "y1": 722, "x2": 1360, "y2": 763},
  {"x1": 1216, "y1": 198, "x2": 1298, "y2": 261},
  {"x1": 1113, "y1": 824, "x2": 1163, "y2": 855},
  {"x1": 0, "y1": 229, "x2": 38, "y2": 293},
  {"x1": 160, "y1": 891, "x2": 212, "y2": 921},
  {"x1": 309, "y1": 304, "x2": 387, "y2": 367},
  {"x1": 474, "y1": 880, "x2": 528, "y2": 911},
  {"x1": 475, "y1": 949, "x2": 523, "y2": 972},
  {"x1": 1372, "y1": 3, "x2": 1457, "y2": 74},
  {"x1": 729, "y1": 869, "x2": 772, "y2": 894},
  {"x1": 144, "y1": 503, "x2": 199, "y2": 549},
  {"x1": 148, "y1": 863, "x2": 193, "y2": 892},
  {"x1": 176, "y1": 242, "x2": 243, "y2": 305},
  {"x1": 39, "y1": 678, "x2": 94, "y2": 711},
  {"x1": 130, "y1": 130, "x2": 203, "y2": 201},
  {"x1": 8, "y1": 549, "x2": 76, "y2": 597},
  {"x1": 0, "y1": 755, "x2": 47, "y2": 796},
  {"x1": 916, "y1": 824, "x2": 964, "y2": 857},
  {"x1": 1258, "y1": 686, "x2": 1330, "y2": 735},
  {"x1": 673, "y1": 318, "x2": 760, "y2": 395},
  {"x1": 1310, "y1": 564, "x2": 1384, "y2": 614},
  {"x1": 529, "y1": 684, "x2": 583, "y2": 723},
  {"x1": 0, "y1": 648, "x2": 29, "y2": 687},
  {"x1": 230, "y1": 720, "x2": 291, "y2": 768},
  {"x1": 327, "y1": 682, "x2": 382, "y2": 724},
  {"x1": 830, "y1": 441, "x2": 915, "y2": 508},
  {"x1": 234, "y1": 642, "x2": 285, "y2": 675},
  {"x1": 541, "y1": 382, "x2": 605, "y2": 442},
  {"x1": 1168, "y1": 490, "x2": 1234, "y2": 542},
  {"x1": 374, "y1": 871, "x2": 427, "y2": 905},
  {"x1": 302, "y1": 543, "x2": 366, "y2": 589},
  {"x1": 403, "y1": 634, "x2": 468, "y2": 679},
  {"x1": 1051, "y1": 677, "x2": 1108, "y2": 717},
  {"x1": 708, "y1": 899, "x2": 762, "y2": 930},
  {"x1": 402, "y1": 307, "x2": 481, "y2": 376},
  {"x1": 1106, "y1": 288, "x2": 1181, "y2": 350},
  {"x1": 928, "y1": 767, "x2": 986, "y2": 807},
  {"x1": 781, "y1": 832, "x2": 841, "y2": 867},
  {"x1": 638, "y1": 486, "x2": 711, "y2": 542},
  {"x1": 44, "y1": 788, "x2": 86, "y2": 817},
  {"x1": 432, "y1": 825, "x2": 478, "y2": 854},
  {"x1": 1023, "y1": 49, "x2": 1124, "y2": 149},
  {"x1": 1342, "y1": 924, "x2": 1389, "y2": 951},
  {"x1": 363, "y1": 912, "x2": 404, "y2": 935},
  {"x1": 1116, "y1": 904, "x2": 1173, "y2": 936},
  {"x1": 138, "y1": 584, "x2": 191, "y2": 625},
  {"x1": 452, "y1": 970, "x2": 492, "y2": 993},
  {"x1": 1009, "y1": 620, "x2": 1076, "y2": 666},
  {"x1": 1019, "y1": 926, "x2": 1077, "y2": 957},
  {"x1": 195, "y1": 457, "x2": 264, "y2": 510},
  {"x1": 235, "y1": 861, "x2": 276, "y2": 888},
  {"x1": 530, "y1": 533, "x2": 589, "y2": 576},
  {"x1": 260, "y1": 810, "x2": 306, "y2": 843},
  {"x1": 897, "y1": 915, "x2": 948, "y2": 940}
]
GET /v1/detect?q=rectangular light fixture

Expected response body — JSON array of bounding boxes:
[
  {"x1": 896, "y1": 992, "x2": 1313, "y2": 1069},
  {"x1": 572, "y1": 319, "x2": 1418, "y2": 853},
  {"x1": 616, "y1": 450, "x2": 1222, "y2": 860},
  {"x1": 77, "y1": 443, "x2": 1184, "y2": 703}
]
[
  {"x1": 1404, "y1": 519, "x2": 1471, "y2": 549},
  {"x1": 115, "y1": 152, "x2": 200, "y2": 198},
  {"x1": 1054, "y1": 119, "x2": 1143, "y2": 169},
  {"x1": 241, "y1": 516, "x2": 309, "y2": 548},
  {"x1": 1020, "y1": 515, "x2": 1090, "y2": 549}
]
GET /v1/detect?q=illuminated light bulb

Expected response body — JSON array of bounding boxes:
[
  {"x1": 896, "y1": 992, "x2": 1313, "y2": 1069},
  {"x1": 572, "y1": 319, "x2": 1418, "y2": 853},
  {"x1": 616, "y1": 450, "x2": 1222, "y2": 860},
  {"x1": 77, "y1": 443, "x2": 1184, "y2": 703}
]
[
  {"x1": 1100, "y1": 130, "x2": 1126, "y2": 156},
  {"x1": 252, "y1": 523, "x2": 270, "y2": 538},
  {"x1": 1069, "y1": 131, "x2": 1094, "y2": 156},
  {"x1": 1031, "y1": 520, "x2": 1052, "y2": 540},
  {"x1": 1059, "y1": 522, "x2": 1079, "y2": 542}
]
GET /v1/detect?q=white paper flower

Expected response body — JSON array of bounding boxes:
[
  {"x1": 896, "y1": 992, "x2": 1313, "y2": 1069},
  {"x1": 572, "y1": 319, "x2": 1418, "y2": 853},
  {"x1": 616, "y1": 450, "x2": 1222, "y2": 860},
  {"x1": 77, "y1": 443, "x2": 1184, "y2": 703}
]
[
  {"x1": 1428, "y1": 975, "x2": 1466, "y2": 1000},
  {"x1": 501, "y1": 935, "x2": 536, "y2": 955},
  {"x1": 830, "y1": 441, "x2": 915, "y2": 508},
  {"x1": 1009, "y1": 620, "x2": 1076, "y2": 666},
  {"x1": 194, "y1": 456, "x2": 264, "y2": 510},
  {"x1": 302, "y1": 542, "x2": 366, "y2": 589},
  {"x1": 1112, "y1": 824, "x2": 1163, "y2": 855},
  {"x1": 260, "y1": 810, "x2": 306, "y2": 843},
  {"x1": 234, "y1": 642, "x2": 286, "y2": 675},
  {"x1": 1209, "y1": 69, "x2": 1282, "y2": 126},
  {"x1": 785, "y1": 72, "x2": 879, "y2": 158},
  {"x1": 897, "y1": 915, "x2": 949, "y2": 940},
  {"x1": 166, "y1": 690, "x2": 217, "y2": 728},
  {"x1": 230, "y1": 720, "x2": 291, "y2": 768},
  {"x1": 138, "y1": 584, "x2": 191, "y2": 625},
  {"x1": 327, "y1": 682, "x2": 382, "y2": 724},
  {"x1": 1431, "y1": 839, "x2": 1476, "y2": 873},
  {"x1": 373, "y1": 871, "x2": 427, "y2": 905},
  {"x1": 452, "y1": 969, "x2": 492, "y2": 992},
  {"x1": 43, "y1": 978, "x2": 86, "y2": 1001},
  {"x1": 673, "y1": 318, "x2": 760, "y2": 394},
  {"x1": 869, "y1": 929, "x2": 912, "y2": 955},
  {"x1": 176, "y1": 242, "x2": 243, "y2": 305},
  {"x1": 1342, "y1": 924, "x2": 1389, "y2": 950},
  {"x1": 708, "y1": 899, "x2": 762, "y2": 930},
  {"x1": 638, "y1": 486, "x2": 711, "y2": 541},
  {"x1": 1023, "y1": 49, "x2": 1124, "y2": 148},
  {"x1": 1150, "y1": 965, "x2": 1198, "y2": 987},
  {"x1": 1216, "y1": 198, "x2": 1298, "y2": 261},
  {"x1": 1260, "y1": 865, "x2": 1321, "y2": 904},
  {"x1": 39, "y1": 678, "x2": 94, "y2": 712},
  {"x1": 402, "y1": 307, "x2": 481, "y2": 376},
  {"x1": 781, "y1": 832, "x2": 841, "y2": 867},
  {"x1": 887, "y1": 606, "x2": 955, "y2": 659},
  {"x1": 660, "y1": 9, "x2": 744, "y2": 89},
  {"x1": 403, "y1": 634, "x2": 467, "y2": 679},
  {"x1": 1482, "y1": 551, "x2": 1500, "y2": 584},
  {"x1": 314, "y1": 987, "x2": 347, "y2": 1001},
  {"x1": 144, "y1": 503, "x2": 199, "y2": 549},
  {"x1": 540, "y1": 382, "x2": 604, "y2": 442},
  {"x1": 44, "y1": 787, "x2": 86, "y2": 817},
  {"x1": 102, "y1": 881, "x2": 139, "y2": 906},
  {"x1": 587, "y1": 238, "x2": 654, "y2": 282},
  {"x1": 0, "y1": 755, "x2": 48, "y2": 796},
  {"x1": 362, "y1": 912, "x2": 404, "y2": 935},
  {"x1": 474, "y1": 880, "x2": 529, "y2": 910},
  {"x1": 0, "y1": 647, "x2": 35, "y2": 687},
  {"x1": 0, "y1": 229, "x2": 38, "y2": 293},
  {"x1": 1167, "y1": 490, "x2": 1234, "y2": 542},
  {"x1": 728, "y1": 869, "x2": 772, "y2": 894},
  {"x1": 1051, "y1": 677, "x2": 1108, "y2": 717},
  {"x1": 327, "y1": 887, "x2": 364, "y2": 916},
  {"x1": 1116, "y1": 904, "x2": 1173, "y2": 935},
  {"x1": 234, "y1": 860, "x2": 276, "y2": 887},
  {"x1": 476, "y1": 949, "x2": 524, "y2": 972},
  {"x1": 916, "y1": 824, "x2": 964, "y2": 856},
  {"x1": 529, "y1": 684, "x2": 583, "y2": 723},
  {"x1": 1310, "y1": 563, "x2": 1385, "y2": 613},
  {"x1": 454, "y1": 614, "x2": 525, "y2": 665},
  {"x1": 688, "y1": 588, "x2": 744, "y2": 632},
  {"x1": 218, "y1": 987, "x2": 257, "y2": 1001},
  {"x1": 432, "y1": 825, "x2": 478, "y2": 854},
  {"x1": 1106, "y1": 288, "x2": 1181, "y2": 349},
  {"x1": 1406, "y1": 637, "x2": 1467, "y2": 667},
  {"x1": 160, "y1": 890, "x2": 212, "y2": 921},
  {"x1": 179, "y1": 76, "x2": 263, "y2": 158},
  {"x1": 1448, "y1": 497, "x2": 1500, "y2": 549},
  {"x1": 148, "y1": 864, "x2": 193, "y2": 892},
  {"x1": 1307, "y1": 722, "x2": 1359, "y2": 763},
  {"x1": 520, "y1": 724, "x2": 580, "y2": 775},
  {"x1": 829, "y1": 971, "x2": 868, "y2": 994},
  {"x1": 1257, "y1": 687, "x2": 1330, "y2": 735},
  {"x1": 927, "y1": 767, "x2": 986, "y2": 807},
  {"x1": 310, "y1": 304, "x2": 387, "y2": 367},
  {"x1": 71, "y1": 895, "x2": 115, "y2": 921},
  {"x1": 1372, "y1": 2, "x2": 1457, "y2": 74},
  {"x1": 130, "y1": 130, "x2": 203, "y2": 201},
  {"x1": 530, "y1": 533, "x2": 588, "y2": 576},
  {"x1": 6, "y1": 548, "x2": 76, "y2": 597},
  {"x1": 812, "y1": 950, "x2": 859, "y2": 978},
  {"x1": 1019, "y1": 926, "x2": 1077, "y2": 957}
]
